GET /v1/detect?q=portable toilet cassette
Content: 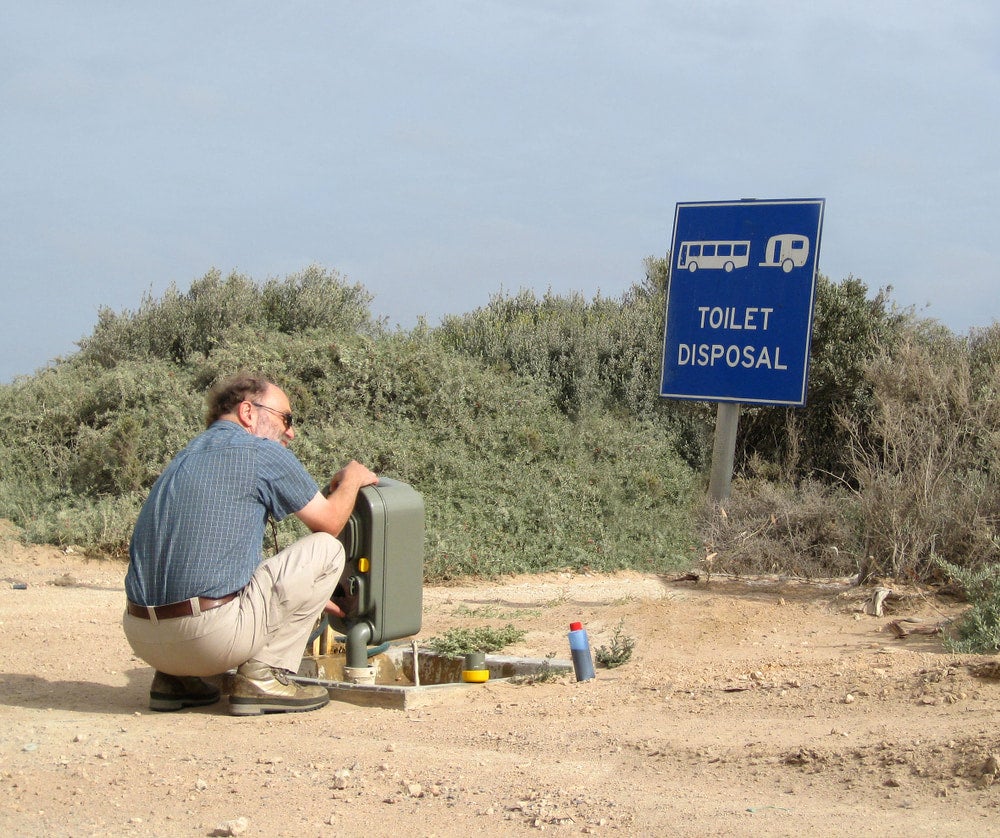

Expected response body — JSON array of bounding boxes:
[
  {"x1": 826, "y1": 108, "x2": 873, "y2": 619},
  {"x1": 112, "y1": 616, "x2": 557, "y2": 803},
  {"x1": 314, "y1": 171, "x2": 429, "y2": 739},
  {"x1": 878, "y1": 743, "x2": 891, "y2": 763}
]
[{"x1": 327, "y1": 477, "x2": 424, "y2": 669}]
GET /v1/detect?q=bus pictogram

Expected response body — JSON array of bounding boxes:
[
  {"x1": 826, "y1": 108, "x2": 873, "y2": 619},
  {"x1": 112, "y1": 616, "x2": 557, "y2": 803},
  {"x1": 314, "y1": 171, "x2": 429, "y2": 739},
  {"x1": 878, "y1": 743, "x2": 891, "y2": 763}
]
[{"x1": 676, "y1": 240, "x2": 751, "y2": 273}]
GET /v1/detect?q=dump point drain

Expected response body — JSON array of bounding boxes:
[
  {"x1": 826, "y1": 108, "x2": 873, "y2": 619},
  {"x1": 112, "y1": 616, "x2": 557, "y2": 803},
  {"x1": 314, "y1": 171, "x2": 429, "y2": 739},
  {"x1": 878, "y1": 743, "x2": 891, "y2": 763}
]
[{"x1": 289, "y1": 644, "x2": 572, "y2": 709}]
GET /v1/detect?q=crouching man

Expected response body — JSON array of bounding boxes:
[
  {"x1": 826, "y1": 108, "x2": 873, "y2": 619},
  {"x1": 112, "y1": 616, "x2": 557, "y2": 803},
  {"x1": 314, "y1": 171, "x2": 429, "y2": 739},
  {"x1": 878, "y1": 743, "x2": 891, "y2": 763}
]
[{"x1": 122, "y1": 372, "x2": 377, "y2": 715}]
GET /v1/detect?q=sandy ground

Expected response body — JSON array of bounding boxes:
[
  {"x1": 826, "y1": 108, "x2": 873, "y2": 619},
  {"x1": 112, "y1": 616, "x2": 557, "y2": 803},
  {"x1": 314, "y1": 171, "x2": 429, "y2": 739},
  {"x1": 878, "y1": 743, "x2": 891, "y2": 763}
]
[{"x1": 2, "y1": 522, "x2": 1000, "y2": 838}]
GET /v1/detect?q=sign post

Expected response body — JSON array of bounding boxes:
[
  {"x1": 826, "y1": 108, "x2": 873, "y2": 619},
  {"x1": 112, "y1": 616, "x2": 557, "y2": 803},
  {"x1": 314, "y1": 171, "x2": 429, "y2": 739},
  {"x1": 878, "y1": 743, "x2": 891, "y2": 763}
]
[
  {"x1": 660, "y1": 198, "x2": 825, "y2": 502},
  {"x1": 708, "y1": 401, "x2": 740, "y2": 503}
]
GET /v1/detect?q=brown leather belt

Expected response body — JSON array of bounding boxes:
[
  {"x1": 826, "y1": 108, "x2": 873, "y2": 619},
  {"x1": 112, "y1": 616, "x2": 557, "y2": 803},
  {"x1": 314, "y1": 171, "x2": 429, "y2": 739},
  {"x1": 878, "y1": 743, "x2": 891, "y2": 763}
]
[{"x1": 127, "y1": 592, "x2": 238, "y2": 620}]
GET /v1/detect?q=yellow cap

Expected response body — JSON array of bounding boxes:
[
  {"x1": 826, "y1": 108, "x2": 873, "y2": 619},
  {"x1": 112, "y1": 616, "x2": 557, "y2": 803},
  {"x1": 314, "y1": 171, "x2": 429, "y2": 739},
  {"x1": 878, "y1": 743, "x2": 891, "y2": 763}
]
[
  {"x1": 358, "y1": 556, "x2": 370, "y2": 573},
  {"x1": 461, "y1": 669, "x2": 490, "y2": 683}
]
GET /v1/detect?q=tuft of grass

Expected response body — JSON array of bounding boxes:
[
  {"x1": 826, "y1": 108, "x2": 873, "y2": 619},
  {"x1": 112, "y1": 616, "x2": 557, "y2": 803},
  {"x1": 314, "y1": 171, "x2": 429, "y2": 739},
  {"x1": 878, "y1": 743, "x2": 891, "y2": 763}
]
[
  {"x1": 452, "y1": 603, "x2": 542, "y2": 620},
  {"x1": 510, "y1": 659, "x2": 564, "y2": 684}
]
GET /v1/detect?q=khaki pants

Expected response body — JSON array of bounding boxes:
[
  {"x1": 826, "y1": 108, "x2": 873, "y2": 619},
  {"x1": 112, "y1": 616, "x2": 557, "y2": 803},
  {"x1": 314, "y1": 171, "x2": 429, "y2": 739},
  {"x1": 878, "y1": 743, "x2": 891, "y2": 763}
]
[{"x1": 123, "y1": 532, "x2": 344, "y2": 676}]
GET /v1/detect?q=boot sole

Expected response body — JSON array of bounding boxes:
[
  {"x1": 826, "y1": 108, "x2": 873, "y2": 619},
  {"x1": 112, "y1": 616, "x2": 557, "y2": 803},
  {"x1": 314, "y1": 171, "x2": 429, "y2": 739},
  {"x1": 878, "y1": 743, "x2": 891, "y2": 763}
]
[
  {"x1": 229, "y1": 695, "x2": 330, "y2": 716},
  {"x1": 149, "y1": 694, "x2": 221, "y2": 712}
]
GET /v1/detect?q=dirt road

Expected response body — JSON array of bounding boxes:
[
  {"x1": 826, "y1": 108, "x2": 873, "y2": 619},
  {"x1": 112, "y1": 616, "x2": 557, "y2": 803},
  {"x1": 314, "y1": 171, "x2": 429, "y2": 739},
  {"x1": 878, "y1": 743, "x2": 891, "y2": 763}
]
[{"x1": 2, "y1": 526, "x2": 999, "y2": 836}]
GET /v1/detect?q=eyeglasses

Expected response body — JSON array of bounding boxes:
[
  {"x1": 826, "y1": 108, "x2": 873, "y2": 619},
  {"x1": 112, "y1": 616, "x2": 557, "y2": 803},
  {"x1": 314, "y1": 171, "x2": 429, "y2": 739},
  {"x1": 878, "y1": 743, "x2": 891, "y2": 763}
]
[{"x1": 251, "y1": 402, "x2": 294, "y2": 429}]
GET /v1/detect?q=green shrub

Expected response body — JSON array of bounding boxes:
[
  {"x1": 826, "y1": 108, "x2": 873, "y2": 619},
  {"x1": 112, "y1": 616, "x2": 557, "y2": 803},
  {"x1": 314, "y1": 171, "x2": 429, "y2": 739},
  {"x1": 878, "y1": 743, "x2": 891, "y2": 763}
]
[
  {"x1": 938, "y1": 556, "x2": 1000, "y2": 654},
  {"x1": 23, "y1": 493, "x2": 145, "y2": 558},
  {"x1": 77, "y1": 266, "x2": 374, "y2": 367},
  {"x1": 0, "y1": 360, "x2": 200, "y2": 512},
  {"x1": 438, "y1": 273, "x2": 714, "y2": 470}
]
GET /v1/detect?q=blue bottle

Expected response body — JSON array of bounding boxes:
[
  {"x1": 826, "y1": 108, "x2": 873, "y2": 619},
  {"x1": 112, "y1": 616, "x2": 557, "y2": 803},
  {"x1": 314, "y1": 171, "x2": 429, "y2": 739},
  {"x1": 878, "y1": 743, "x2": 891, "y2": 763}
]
[{"x1": 568, "y1": 621, "x2": 596, "y2": 681}]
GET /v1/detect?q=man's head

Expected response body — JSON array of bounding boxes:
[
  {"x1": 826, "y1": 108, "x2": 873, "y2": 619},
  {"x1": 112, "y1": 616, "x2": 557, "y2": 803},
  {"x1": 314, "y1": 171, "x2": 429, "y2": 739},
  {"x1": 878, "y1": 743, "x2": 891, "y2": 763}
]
[{"x1": 206, "y1": 372, "x2": 295, "y2": 446}]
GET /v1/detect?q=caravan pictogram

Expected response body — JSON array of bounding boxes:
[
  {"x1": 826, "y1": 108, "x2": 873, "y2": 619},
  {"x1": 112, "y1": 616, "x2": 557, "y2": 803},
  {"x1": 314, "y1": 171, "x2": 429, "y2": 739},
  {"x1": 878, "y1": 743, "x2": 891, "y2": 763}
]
[{"x1": 759, "y1": 234, "x2": 810, "y2": 272}]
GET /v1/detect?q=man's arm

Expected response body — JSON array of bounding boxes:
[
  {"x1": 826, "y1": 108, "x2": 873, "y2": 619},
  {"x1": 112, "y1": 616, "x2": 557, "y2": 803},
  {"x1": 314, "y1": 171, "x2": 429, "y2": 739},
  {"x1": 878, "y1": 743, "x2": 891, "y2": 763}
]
[{"x1": 294, "y1": 460, "x2": 378, "y2": 537}]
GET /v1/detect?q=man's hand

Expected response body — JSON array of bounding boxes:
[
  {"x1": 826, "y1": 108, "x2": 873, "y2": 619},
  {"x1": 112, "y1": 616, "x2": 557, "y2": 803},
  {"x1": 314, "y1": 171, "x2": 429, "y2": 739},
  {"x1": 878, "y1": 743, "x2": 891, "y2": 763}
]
[
  {"x1": 327, "y1": 460, "x2": 378, "y2": 496},
  {"x1": 323, "y1": 599, "x2": 346, "y2": 618},
  {"x1": 296, "y1": 460, "x2": 379, "y2": 537}
]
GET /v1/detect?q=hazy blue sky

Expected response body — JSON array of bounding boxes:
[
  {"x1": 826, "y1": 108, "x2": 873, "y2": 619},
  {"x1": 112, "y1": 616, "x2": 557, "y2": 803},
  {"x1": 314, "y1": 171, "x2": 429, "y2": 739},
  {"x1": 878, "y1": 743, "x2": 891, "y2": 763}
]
[{"x1": 3, "y1": 1, "x2": 998, "y2": 382}]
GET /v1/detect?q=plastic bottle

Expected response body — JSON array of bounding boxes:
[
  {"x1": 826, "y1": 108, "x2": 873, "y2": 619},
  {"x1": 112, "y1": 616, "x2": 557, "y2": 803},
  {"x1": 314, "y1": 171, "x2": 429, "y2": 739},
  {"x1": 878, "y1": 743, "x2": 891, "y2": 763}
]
[{"x1": 568, "y1": 621, "x2": 596, "y2": 681}]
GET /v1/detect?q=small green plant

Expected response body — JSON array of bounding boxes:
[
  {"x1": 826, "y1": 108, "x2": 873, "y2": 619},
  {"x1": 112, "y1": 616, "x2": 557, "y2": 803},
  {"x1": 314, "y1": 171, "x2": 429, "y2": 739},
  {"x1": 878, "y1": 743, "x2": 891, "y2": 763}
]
[
  {"x1": 937, "y1": 556, "x2": 1000, "y2": 654},
  {"x1": 425, "y1": 624, "x2": 527, "y2": 658},
  {"x1": 594, "y1": 619, "x2": 636, "y2": 669}
]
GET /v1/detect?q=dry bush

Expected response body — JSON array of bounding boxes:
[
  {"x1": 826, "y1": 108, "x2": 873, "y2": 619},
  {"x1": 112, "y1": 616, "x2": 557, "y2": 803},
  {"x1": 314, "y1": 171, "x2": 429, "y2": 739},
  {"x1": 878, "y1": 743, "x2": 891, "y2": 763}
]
[
  {"x1": 699, "y1": 477, "x2": 861, "y2": 579},
  {"x1": 843, "y1": 332, "x2": 1000, "y2": 582}
]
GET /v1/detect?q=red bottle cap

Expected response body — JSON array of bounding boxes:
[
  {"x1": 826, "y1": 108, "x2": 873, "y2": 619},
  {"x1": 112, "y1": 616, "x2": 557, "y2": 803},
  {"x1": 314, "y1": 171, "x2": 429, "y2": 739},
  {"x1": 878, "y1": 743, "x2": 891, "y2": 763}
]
[{"x1": 569, "y1": 621, "x2": 582, "y2": 631}]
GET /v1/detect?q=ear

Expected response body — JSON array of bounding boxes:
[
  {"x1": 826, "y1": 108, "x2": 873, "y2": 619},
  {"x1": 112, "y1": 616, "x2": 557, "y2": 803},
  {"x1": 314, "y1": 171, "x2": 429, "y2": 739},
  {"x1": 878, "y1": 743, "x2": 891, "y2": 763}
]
[{"x1": 235, "y1": 400, "x2": 255, "y2": 429}]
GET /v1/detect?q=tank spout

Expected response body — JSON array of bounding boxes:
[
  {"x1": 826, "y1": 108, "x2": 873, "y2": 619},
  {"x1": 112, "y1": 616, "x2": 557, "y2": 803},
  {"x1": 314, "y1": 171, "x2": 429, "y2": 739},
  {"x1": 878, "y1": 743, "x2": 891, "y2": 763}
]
[{"x1": 344, "y1": 621, "x2": 374, "y2": 669}]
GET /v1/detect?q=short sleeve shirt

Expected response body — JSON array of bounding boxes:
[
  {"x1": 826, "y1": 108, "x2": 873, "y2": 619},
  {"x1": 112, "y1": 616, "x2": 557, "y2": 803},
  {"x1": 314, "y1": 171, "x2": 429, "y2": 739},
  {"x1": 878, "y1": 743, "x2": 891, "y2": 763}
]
[{"x1": 125, "y1": 420, "x2": 319, "y2": 605}]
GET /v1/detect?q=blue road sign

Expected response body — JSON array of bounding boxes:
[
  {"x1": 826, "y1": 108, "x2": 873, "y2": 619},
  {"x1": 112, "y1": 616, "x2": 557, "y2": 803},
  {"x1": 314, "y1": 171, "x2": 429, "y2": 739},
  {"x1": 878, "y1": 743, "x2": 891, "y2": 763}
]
[{"x1": 659, "y1": 198, "x2": 825, "y2": 406}]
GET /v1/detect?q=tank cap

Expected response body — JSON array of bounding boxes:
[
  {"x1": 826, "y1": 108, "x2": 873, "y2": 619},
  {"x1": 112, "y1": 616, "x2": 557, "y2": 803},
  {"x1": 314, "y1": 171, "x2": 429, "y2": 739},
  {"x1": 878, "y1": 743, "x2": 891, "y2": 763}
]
[{"x1": 569, "y1": 621, "x2": 583, "y2": 631}]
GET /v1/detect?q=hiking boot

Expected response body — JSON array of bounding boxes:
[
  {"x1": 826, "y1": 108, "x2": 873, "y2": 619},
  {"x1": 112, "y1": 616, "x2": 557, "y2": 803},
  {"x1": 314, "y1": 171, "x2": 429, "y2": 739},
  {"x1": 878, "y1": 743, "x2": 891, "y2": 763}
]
[
  {"x1": 149, "y1": 671, "x2": 221, "y2": 712},
  {"x1": 228, "y1": 660, "x2": 330, "y2": 716}
]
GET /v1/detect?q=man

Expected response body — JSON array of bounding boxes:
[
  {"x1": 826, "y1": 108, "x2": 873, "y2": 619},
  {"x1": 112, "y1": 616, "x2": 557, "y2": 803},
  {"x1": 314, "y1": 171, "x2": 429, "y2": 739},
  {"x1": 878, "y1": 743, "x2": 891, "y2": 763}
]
[{"x1": 123, "y1": 372, "x2": 378, "y2": 716}]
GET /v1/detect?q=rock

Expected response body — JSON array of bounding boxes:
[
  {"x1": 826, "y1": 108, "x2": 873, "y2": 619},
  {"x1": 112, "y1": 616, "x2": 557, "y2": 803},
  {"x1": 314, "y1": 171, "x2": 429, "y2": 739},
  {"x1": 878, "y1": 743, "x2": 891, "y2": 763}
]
[{"x1": 211, "y1": 816, "x2": 249, "y2": 836}]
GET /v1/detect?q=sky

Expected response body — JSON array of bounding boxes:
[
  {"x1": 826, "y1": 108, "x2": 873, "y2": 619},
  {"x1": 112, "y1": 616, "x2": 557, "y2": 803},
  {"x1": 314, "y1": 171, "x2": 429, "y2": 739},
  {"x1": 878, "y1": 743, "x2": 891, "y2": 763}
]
[{"x1": 3, "y1": 1, "x2": 999, "y2": 383}]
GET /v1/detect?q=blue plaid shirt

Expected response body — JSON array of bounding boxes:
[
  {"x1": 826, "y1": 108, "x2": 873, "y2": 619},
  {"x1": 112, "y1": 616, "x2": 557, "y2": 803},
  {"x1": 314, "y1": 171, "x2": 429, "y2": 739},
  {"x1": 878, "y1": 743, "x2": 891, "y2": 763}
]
[{"x1": 125, "y1": 420, "x2": 319, "y2": 605}]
